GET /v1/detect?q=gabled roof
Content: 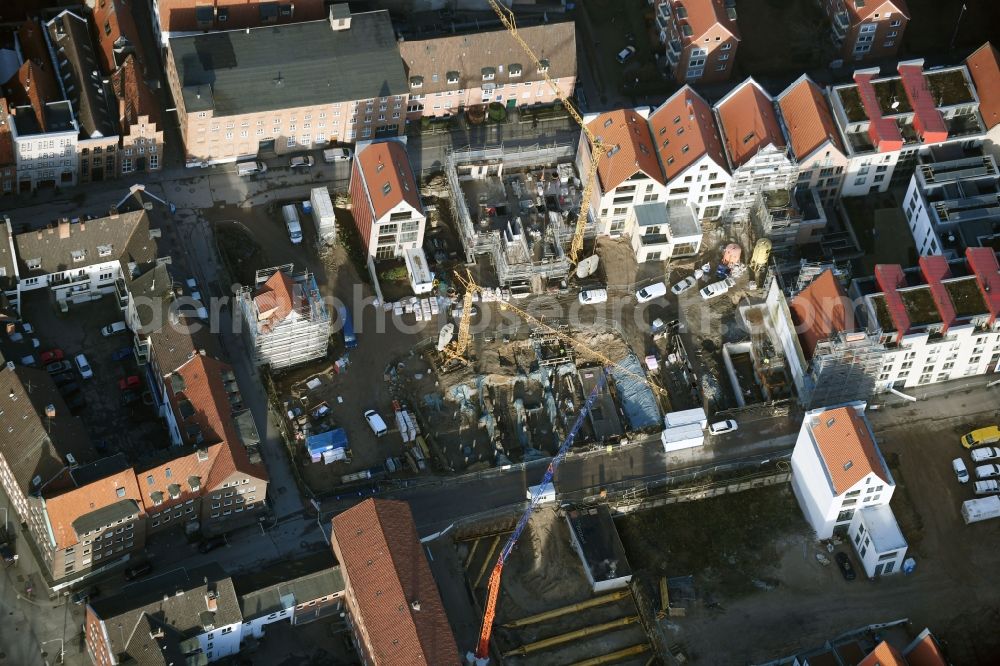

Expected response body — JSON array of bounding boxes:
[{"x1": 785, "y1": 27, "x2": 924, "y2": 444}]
[
  {"x1": 586, "y1": 108, "x2": 665, "y2": 191},
  {"x1": 903, "y1": 628, "x2": 947, "y2": 666},
  {"x1": 253, "y1": 270, "x2": 299, "y2": 328},
  {"x1": 649, "y1": 86, "x2": 729, "y2": 180},
  {"x1": 3, "y1": 20, "x2": 61, "y2": 131},
  {"x1": 91, "y1": 0, "x2": 145, "y2": 73},
  {"x1": 0, "y1": 364, "x2": 93, "y2": 496},
  {"x1": 790, "y1": 270, "x2": 848, "y2": 359},
  {"x1": 44, "y1": 467, "x2": 143, "y2": 549},
  {"x1": 714, "y1": 78, "x2": 786, "y2": 169},
  {"x1": 355, "y1": 140, "x2": 423, "y2": 220},
  {"x1": 399, "y1": 21, "x2": 576, "y2": 97},
  {"x1": 858, "y1": 640, "x2": 907, "y2": 666},
  {"x1": 776, "y1": 75, "x2": 844, "y2": 162},
  {"x1": 670, "y1": 0, "x2": 741, "y2": 43},
  {"x1": 809, "y1": 406, "x2": 890, "y2": 496},
  {"x1": 331, "y1": 499, "x2": 459, "y2": 666},
  {"x1": 0, "y1": 215, "x2": 16, "y2": 293},
  {"x1": 0, "y1": 99, "x2": 14, "y2": 169},
  {"x1": 110, "y1": 54, "x2": 162, "y2": 133},
  {"x1": 966, "y1": 42, "x2": 1000, "y2": 131},
  {"x1": 846, "y1": 0, "x2": 910, "y2": 23}
]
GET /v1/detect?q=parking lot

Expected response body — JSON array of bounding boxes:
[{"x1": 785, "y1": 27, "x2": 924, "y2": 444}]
[{"x1": 20, "y1": 292, "x2": 169, "y2": 461}]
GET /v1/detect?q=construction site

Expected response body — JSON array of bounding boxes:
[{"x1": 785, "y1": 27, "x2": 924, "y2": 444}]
[{"x1": 447, "y1": 144, "x2": 589, "y2": 287}]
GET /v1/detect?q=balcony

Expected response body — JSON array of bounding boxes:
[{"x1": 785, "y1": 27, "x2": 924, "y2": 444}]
[{"x1": 638, "y1": 232, "x2": 670, "y2": 247}]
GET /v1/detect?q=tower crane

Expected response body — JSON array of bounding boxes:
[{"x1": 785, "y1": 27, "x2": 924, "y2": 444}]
[
  {"x1": 441, "y1": 269, "x2": 476, "y2": 363},
  {"x1": 470, "y1": 372, "x2": 606, "y2": 664},
  {"x1": 486, "y1": 0, "x2": 603, "y2": 263}
]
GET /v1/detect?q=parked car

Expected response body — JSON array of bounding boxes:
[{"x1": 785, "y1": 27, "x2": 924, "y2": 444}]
[
  {"x1": 59, "y1": 381, "x2": 81, "y2": 396},
  {"x1": 835, "y1": 552, "x2": 856, "y2": 581},
  {"x1": 579, "y1": 288, "x2": 609, "y2": 305},
  {"x1": 236, "y1": 160, "x2": 267, "y2": 176},
  {"x1": 971, "y1": 447, "x2": 1000, "y2": 463},
  {"x1": 72, "y1": 587, "x2": 100, "y2": 605},
  {"x1": 636, "y1": 282, "x2": 667, "y2": 303},
  {"x1": 45, "y1": 360, "x2": 72, "y2": 375},
  {"x1": 119, "y1": 375, "x2": 141, "y2": 391},
  {"x1": 709, "y1": 419, "x2": 738, "y2": 435},
  {"x1": 700, "y1": 277, "x2": 735, "y2": 300},
  {"x1": 111, "y1": 346, "x2": 134, "y2": 362},
  {"x1": 323, "y1": 147, "x2": 351, "y2": 163},
  {"x1": 616, "y1": 46, "x2": 636, "y2": 63},
  {"x1": 974, "y1": 479, "x2": 1000, "y2": 495},
  {"x1": 51, "y1": 372, "x2": 76, "y2": 386},
  {"x1": 0, "y1": 542, "x2": 17, "y2": 566},
  {"x1": 975, "y1": 463, "x2": 1000, "y2": 480},
  {"x1": 121, "y1": 389, "x2": 140, "y2": 406},
  {"x1": 101, "y1": 321, "x2": 128, "y2": 337},
  {"x1": 953, "y1": 457, "x2": 970, "y2": 484},
  {"x1": 364, "y1": 409, "x2": 388, "y2": 437},
  {"x1": 289, "y1": 155, "x2": 314, "y2": 168},
  {"x1": 198, "y1": 536, "x2": 227, "y2": 553},
  {"x1": 671, "y1": 276, "x2": 698, "y2": 295},
  {"x1": 74, "y1": 353, "x2": 93, "y2": 379},
  {"x1": 40, "y1": 349, "x2": 64, "y2": 363},
  {"x1": 124, "y1": 562, "x2": 153, "y2": 581},
  {"x1": 20, "y1": 355, "x2": 37, "y2": 367}
]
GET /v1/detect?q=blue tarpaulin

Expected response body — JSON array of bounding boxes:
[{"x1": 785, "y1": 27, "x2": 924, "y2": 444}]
[
  {"x1": 306, "y1": 428, "x2": 348, "y2": 456},
  {"x1": 609, "y1": 354, "x2": 662, "y2": 431}
]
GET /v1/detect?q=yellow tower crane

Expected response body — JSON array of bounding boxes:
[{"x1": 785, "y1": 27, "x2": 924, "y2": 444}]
[
  {"x1": 441, "y1": 269, "x2": 476, "y2": 363},
  {"x1": 486, "y1": 0, "x2": 603, "y2": 263}
]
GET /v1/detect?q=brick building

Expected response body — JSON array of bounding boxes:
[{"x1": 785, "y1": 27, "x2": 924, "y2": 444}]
[
  {"x1": 150, "y1": 0, "x2": 328, "y2": 45},
  {"x1": 819, "y1": 0, "x2": 909, "y2": 62},
  {"x1": 654, "y1": 0, "x2": 740, "y2": 84}
]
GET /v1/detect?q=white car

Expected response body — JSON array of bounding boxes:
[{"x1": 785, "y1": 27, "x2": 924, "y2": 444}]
[
  {"x1": 975, "y1": 463, "x2": 1000, "y2": 480},
  {"x1": 579, "y1": 288, "x2": 608, "y2": 305},
  {"x1": 636, "y1": 282, "x2": 667, "y2": 303},
  {"x1": 75, "y1": 353, "x2": 93, "y2": 379},
  {"x1": 971, "y1": 446, "x2": 1000, "y2": 463},
  {"x1": 974, "y1": 479, "x2": 1000, "y2": 495},
  {"x1": 671, "y1": 276, "x2": 697, "y2": 295},
  {"x1": 709, "y1": 419, "x2": 738, "y2": 435},
  {"x1": 323, "y1": 148, "x2": 352, "y2": 163},
  {"x1": 101, "y1": 321, "x2": 128, "y2": 336},
  {"x1": 700, "y1": 277, "x2": 735, "y2": 300},
  {"x1": 364, "y1": 409, "x2": 388, "y2": 437},
  {"x1": 953, "y1": 457, "x2": 970, "y2": 484}
]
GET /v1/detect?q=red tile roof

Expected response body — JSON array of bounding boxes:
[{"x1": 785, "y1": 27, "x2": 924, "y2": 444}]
[
  {"x1": 858, "y1": 640, "x2": 907, "y2": 666},
  {"x1": 587, "y1": 108, "x2": 664, "y2": 191},
  {"x1": 810, "y1": 406, "x2": 889, "y2": 496},
  {"x1": 110, "y1": 54, "x2": 162, "y2": 131},
  {"x1": 649, "y1": 86, "x2": 729, "y2": 180},
  {"x1": 714, "y1": 79, "x2": 785, "y2": 169},
  {"x1": 790, "y1": 270, "x2": 848, "y2": 359},
  {"x1": 670, "y1": 0, "x2": 741, "y2": 44},
  {"x1": 356, "y1": 141, "x2": 423, "y2": 221},
  {"x1": 0, "y1": 99, "x2": 14, "y2": 167},
  {"x1": 253, "y1": 270, "x2": 299, "y2": 331},
  {"x1": 331, "y1": 499, "x2": 459, "y2": 666},
  {"x1": 966, "y1": 42, "x2": 1000, "y2": 131},
  {"x1": 918, "y1": 255, "x2": 956, "y2": 332},
  {"x1": 875, "y1": 264, "x2": 911, "y2": 334},
  {"x1": 846, "y1": 0, "x2": 910, "y2": 22},
  {"x1": 3, "y1": 21, "x2": 60, "y2": 130},
  {"x1": 45, "y1": 469, "x2": 144, "y2": 549},
  {"x1": 777, "y1": 76, "x2": 844, "y2": 162},
  {"x1": 898, "y1": 62, "x2": 948, "y2": 144},
  {"x1": 966, "y1": 247, "x2": 1000, "y2": 326},
  {"x1": 903, "y1": 629, "x2": 947, "y2": 666},
  {"x1": 853, "y1": 71, "x2": 904, "y2": 153}
]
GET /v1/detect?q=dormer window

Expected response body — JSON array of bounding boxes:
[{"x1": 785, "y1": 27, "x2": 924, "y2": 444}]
[
  {"x1": 509, "y1": 64, "x2": 523, "y2": 78},
  {"x1": 71, "y1": 250, "x2": 86, "y2": 262},
  {"x1": 382, "y1": 182, "x2": 391, "y2": 195},
  {"x1": 482, "y1": 67, "x2": 496, "y2": 81},
  {"x1": 409, "y1": 76, "x2": 423, "y2": 89},
  {"x1": 537, "y1": 59, "x2": 549, "y2": 74},
  {"x1": 26, "y1": 258, "x2": 41, "y2": 270},
  {"x1": 431, "y1": 73, "x2": 439, "y2": 83},
  {"x1": 97, "y1": 244, "x2": 112, "y2": 257},
  {"x1": 446, "y1": 71, "x2": 460, "y2": 85}
]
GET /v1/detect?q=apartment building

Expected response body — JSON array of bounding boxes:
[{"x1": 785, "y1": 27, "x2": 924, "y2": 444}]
[
  {"x1": 775, "y1": 75, "x2": 849, "y2": 208},
  {"x1": 150, "y1": 0, "x2": 327, "y2": 45},
  {"x1": 578, "y1": 108, "x2": 666, "y2": 237},
  {"x1": 648, "y1": 85, "x2": 731, "y2": 220},
  {"x1": 0, "y1": 101, "x2": 15, "y2": 194},
  {"x1": 349, "y1": 139, "x2": 426, "y2": 260},
  {"x1": 828, "y1": 59, "x2": 986, "y2": 197},
  {"x1": 330, "y1": 499, "x2": 460, "y2": 666},
  {"x1": 400, "y1": 21, "x2": 576, "y2": 118},
  {"x1": 966, "y1": 42, "x2": 1000, "y2": 162},
  {"x1": 627, "y1": 200, "x2": 702, "y2": 263},
  {"x1": 237, "y1": 266, "x2": 331, "y2": 368},
  {"x1": 819, "y1": 0, "x2": 909, "y2": 61},
  {"x1": 654, "y1": 0, "x2": 740, "y2": 84},
  {"x1": 902, "y1": 145, "x2": 1000, "y2": 258},
  {"x1": 791, "y1": 402, "x2": 894, "y2": 539},
  {"x1": 713, "y1": 78, "x2": 798, "y2": 219},
  {"x1": 165, "y1": 7, "x2": 408, "y2": 166}
]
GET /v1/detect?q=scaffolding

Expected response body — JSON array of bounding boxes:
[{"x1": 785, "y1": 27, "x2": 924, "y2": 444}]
[
  {"x1": 237, "y1": 264, "x2": 331, "y2": 370},
  {"x1": 446, "y1": 143, "x2": 588, "y2": 284},
  {"x1": 722, "y1": 146, "x2": 800, "y2": 226},
  {"x1": 807, "y1": 330, "x2": 886, "y2": 408}
]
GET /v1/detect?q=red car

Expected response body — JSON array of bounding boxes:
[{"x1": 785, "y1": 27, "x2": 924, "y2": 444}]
[
  {"x1": 118, "y1": 375, "x2": 141, "y2": 391},
  {"x1": 40, "y1": 349, "x2": 64, "y2": 363}
]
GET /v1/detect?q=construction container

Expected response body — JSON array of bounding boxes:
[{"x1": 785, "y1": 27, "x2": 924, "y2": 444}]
[
  {"x1": 310, "y1": 186, "x2": 336, "y2": 245},
  {"x1": 961, "y1": 495, "x2": 1000, "y2": 524}
]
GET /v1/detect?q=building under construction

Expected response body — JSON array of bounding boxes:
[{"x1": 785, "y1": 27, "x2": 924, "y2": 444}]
[
  {"x1": 446, "y1": 144, "x2": 584, "y2": 285},
  {"x1": 236, "y1": 264, "x2": 331, "y2": 370}
]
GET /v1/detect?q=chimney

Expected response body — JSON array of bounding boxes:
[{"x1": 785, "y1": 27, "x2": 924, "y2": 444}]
[
  {"x1": 109, "y1": 207, "x2": 119, "y2": 219},
  {"x1": 329, "y1": 4, "x2": 352, "y2": 31},
  {"x1": 410, "y1": 600, "x2": 421, "y2": 611},
  {"x1": 45, "y1": 404, "x2": 56, "y2": 418},
  {"x1": 80, "y1": 221, "x2": 86, "y2": 231},
  {"x1": 58, "y1": 218, "x2": 70, "y2": 239}
]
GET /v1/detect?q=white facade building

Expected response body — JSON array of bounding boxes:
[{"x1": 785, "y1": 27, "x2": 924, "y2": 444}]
[
  {"x1": 791, "y1": 402, "x2": 894, "y2": 539},
  {"x1": 627, "y1": 200, "x2": 702, "y2": 263},
  {"x1": 847, "y1": 504, "x2": 908, "y2": 578},
  {"x1": 10, "y1": 100, "x2": 79, "y2": 191}
]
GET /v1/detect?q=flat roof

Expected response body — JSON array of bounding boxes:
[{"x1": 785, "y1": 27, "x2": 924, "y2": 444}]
[
  {"x1": 579, "y1": 366, "x2": 623, "y2": 441},
  {"x1": 566, "y1": 505, "x2": 632, "y2": 583},
  {"x1": 860, "y1": 505, "x2": 907, "y2": 553}
]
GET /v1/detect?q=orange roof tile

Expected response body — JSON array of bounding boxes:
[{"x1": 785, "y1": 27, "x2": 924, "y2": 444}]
[
  {"x1": 715, "y1": 79, "x2": 785, "y2": 169},
  {"x1": 810, "y1": 406, "x2": 889, "y2": 496},
  {"x1": 777, "y1": 76, "x2": 845, "y2": 162},
  {"x1": 847, "y1": 0, "x2": 910, "y2": 22},
  {"x1": 0, "y1": 99, "x2": 14, "y2": 168},
  {"x1": 331, "y1": 499, "x2": 459, "y2": 666},
  {"x1": 649, "y1": 86, "x2": 729, "y2": 180},
  {"x1": 137, "y1": 443, "x2": 224, "y2": 515},
  {"x1": 357, "y1": 141, "x2": 422, "y2": 221},
  {"x1": 790, "y1": 270, "x2": 849, "y2": 359},
  {"x1": 587, "y1": 109, "x2": 664, "y2": 191},
  {"x1": 670, "y1": 0, "x2": 741, "y2": 43},
  {"x1": 45, "y1": 470, "x2": 144, "y2": 549},
  {"x1": 110, "y1": 54, "x2": 162, "y2": 131},
  {"x1": 966, "y1": 42, "x2": 1000, "y2": 131},
  {"x1": 253, "y1": 270, "x2": 299, "y2": 329},
  {"x1": 858, "y1": 640, "x2": 907, "y2": 666},
  {"x1": 903, "y1": 630, "x2": 947, "y2": 666}
]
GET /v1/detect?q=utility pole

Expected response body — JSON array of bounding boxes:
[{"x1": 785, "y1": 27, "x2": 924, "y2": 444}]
[{"x1": 949, "y1": 3, "x2": 967, "y2": 50}]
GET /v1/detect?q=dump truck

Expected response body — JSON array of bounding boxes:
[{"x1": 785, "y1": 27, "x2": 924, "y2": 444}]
[
  {"x1": 310, "y1": 186, "x2": 336, "y2": 245},
  {"x1": 961, "y1": 495, "x2": 1000, "y2": 524}
]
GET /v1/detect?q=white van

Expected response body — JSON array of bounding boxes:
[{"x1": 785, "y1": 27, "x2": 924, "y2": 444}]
[
  {"x1": 364, "y1": 409, "x2": 388, "y2": 437},
  {"x1": 101, "y1": 321, "x2": 128, "y2": 336},
  {"x1": 282, "y1": 204, "x2": 303, "y2": 244},
  {"x1": 323, "y1": 148, "x2": 352, "y2": 163},
  {"x1": 237, "y1": 160, "x2": 267, "y2": 176}
]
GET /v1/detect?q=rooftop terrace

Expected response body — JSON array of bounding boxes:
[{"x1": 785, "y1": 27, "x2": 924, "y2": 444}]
[
  {"x1": 944, "y1": 277, "x2": 988, "y2": 318},
  {"x1": 898, "y1": 287, "x2": 942, "y2": 327}
]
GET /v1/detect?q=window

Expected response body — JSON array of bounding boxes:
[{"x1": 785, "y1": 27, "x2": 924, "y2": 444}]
[{"x1": 890, "y1": 19, "x2": 901, "y2": 27}]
